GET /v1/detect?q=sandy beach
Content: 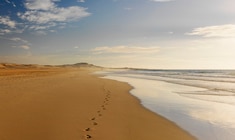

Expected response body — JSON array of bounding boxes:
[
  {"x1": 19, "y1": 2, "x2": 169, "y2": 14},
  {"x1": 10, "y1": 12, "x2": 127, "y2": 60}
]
[{"x1": 0, "y1": 65, "x2": 195, "y2": 140}]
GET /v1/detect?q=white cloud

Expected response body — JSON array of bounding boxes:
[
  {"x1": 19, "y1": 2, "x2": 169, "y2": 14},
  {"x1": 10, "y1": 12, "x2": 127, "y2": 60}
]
[
  {"x1": 0, "y1": 16, "x2": 16, "y2": 28},
  {"x1": 77, "y1": 0, "x2": 85, "y2": 2},
  {"x1": 18, "y1": 0, "x2": 91, "y2": 33},
  {"x1": 24, "y1": 0, "x2": 57, "y2": 10},
  {"x1": 92, "y1": 46, "x2": 160, "y2": 54},
  {"x1": 34, "y1": 30, "x2": 47, "y2": 35},
  {"x1": 19, "y1": 45, "x2": 30, "y2": 50},
  {"x1": 19, "y1": 6, "x2": 90, "y2": 24},
  {"x1": 0, "y1": 29, "x2": 11, "y2": 35},
  {"x1": 150, "y1": 0, "x2": 174, "y2": 2},
  {"x1": 186, "y1": 24, "x2": 235, "y2": 38},
  {"x1": 1, "y1": 1, "x2": 90, "y2": 36},
  {"x1": 49, "y1": 30, "x2": 56, "y2": 33}
]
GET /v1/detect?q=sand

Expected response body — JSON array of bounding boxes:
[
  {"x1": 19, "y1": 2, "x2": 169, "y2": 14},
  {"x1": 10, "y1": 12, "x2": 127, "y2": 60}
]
[{"x1": 0, "y1": 67, "x2": 196, "y2": 140}]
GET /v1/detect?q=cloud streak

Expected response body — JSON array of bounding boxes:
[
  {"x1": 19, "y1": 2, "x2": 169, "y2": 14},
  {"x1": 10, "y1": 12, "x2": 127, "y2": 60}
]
[
  {"x1": 1, "y1": 37, "x2": 32, "y2": 50},
  {"x1": 10, "y1": 37, "x2": 31, "y2": 45},
  {"x1": 19, "y1": 45, "x2": 30, "y2": 50},
  {"x1": 5, "y1": 0, "x2": 10, "y2": 3},
  {"x1": 186, "y1": 24, "x2": 235, "y2": 38},
  {"x1": 92, "y1": 46, "x2": 160, "y2": 54},
  {"x1": 0, "y1": 29, "x2": 11, "y2": 35}
]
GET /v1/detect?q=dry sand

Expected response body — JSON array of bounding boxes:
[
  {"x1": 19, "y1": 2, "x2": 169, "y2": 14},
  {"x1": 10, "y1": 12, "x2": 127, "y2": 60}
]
[{"x1": 0, "y1": 67, "x2": 196, "y2": 140}]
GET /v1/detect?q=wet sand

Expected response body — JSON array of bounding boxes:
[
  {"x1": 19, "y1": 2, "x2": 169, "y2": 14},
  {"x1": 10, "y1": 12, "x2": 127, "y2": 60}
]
[{"x1": 0, "y1": 67, "x2": 196, "y2": 140}]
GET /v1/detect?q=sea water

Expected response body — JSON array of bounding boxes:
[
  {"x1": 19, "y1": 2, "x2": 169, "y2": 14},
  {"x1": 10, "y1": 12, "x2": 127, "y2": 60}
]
[{"x1": 99, "y1": 69, "x2": 235, "y2": 140}]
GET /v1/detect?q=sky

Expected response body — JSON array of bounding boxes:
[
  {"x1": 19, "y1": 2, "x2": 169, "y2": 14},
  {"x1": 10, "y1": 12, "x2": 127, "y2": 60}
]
[{"x1": 0, "y1": 0, "x2": 235, "y2": 69}]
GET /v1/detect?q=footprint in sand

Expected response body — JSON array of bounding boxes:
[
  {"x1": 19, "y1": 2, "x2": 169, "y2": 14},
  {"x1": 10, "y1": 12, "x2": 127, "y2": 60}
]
[
  {"x1": 84, "y1": 128, "x2": 91, "y2": 131},
  {"x1": 85, "y1": 134, "x2": 92, "y2": 139},
  {"x1": 83, "y1": 88, "x2": 112, "y2": 140}
]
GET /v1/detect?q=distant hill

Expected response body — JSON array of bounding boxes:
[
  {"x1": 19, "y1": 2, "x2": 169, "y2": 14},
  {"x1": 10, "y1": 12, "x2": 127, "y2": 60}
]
[
  {"x1": 0, "y1": 63, "x2": 102, "y2": 69},
  {"x1": 0, "y1": 63, "x2": 43, "y2": 69},
  {"x1": 61, "y1": 62, "x2": 101, "y2": 68}
]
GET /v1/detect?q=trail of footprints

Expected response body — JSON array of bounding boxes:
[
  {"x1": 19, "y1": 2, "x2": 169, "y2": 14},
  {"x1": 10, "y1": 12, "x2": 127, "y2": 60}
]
[{"x1": 83, "y1": 86, "x2": 111, "y2": 139}]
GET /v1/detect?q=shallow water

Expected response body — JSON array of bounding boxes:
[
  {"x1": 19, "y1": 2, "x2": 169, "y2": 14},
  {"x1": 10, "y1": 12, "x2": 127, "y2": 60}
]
[{"x1": 99, "y1": 69, "x2": 235, "y2": 140}]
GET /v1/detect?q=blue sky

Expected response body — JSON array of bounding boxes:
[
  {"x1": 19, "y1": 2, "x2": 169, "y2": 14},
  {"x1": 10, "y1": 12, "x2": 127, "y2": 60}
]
[{"x1": 0, "y1": 0, "x2": 235, "y2": 69}]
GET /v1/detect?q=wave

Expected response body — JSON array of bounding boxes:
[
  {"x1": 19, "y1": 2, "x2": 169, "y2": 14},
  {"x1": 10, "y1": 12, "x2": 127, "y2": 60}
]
[
  {"x1": 107, "y1": 69, "x2": 235, "y2": 95},
  {"x1": 176, "y1": 90, "x2": 235, "y2": 106},
  {"x1": 129, "y1": 69, "x2": 235, "y2": 83}
]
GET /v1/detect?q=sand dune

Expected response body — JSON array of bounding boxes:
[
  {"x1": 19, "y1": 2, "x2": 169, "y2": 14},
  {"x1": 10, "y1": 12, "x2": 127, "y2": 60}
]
[
  {"x1": 0, "y1": 66, "x2": 195, "y2": 140},
  {"x1": 0, "y1": 64, "x2": 5, "y2": 69},
  {"x1": 0, "y1": 62, "x2": 100, "y2": 69}
]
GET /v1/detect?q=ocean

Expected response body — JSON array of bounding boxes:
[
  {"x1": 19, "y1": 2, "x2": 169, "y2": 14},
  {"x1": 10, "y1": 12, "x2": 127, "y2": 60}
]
[{"x1": 98, "y1": 69, "x2": 235, "y2": 140}]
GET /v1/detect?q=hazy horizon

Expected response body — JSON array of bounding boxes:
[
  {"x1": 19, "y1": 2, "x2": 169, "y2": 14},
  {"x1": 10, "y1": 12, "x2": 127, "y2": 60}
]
[{"x1": 1, "y1": 0, "x2": 235, "y2": 69}]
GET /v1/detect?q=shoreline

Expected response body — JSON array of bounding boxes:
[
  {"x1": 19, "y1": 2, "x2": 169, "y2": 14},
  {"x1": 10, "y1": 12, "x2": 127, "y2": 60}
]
[
  {"x1": 0, "y1": 68, "x2": 196, "y2": 140},
  {"x1": 101, "y1": 69, "x2": 235, "y2": 140}
]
